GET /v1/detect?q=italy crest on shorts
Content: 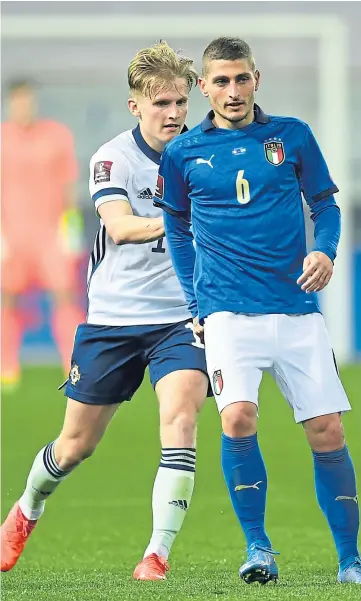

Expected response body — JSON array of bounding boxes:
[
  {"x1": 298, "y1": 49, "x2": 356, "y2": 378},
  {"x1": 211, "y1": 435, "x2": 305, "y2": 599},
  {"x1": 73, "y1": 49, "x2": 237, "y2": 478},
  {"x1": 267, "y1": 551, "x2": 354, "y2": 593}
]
[
  {"x1": 212, "y1": 369, "x2": 223, "y2": 395},
  {"x1": 264, "y1": 139, "x2": 285, "y2": 166}
]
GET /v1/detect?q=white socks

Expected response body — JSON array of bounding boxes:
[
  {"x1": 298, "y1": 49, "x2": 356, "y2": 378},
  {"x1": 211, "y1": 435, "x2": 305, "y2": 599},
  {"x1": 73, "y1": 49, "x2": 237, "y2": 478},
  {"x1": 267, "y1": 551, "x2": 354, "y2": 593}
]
[
  {"x1": 144, "y1": 448, "x2": 196, "y2": 560},
  {"x1": 19, "y1": 442, "x2": 70, "y2": 520}
]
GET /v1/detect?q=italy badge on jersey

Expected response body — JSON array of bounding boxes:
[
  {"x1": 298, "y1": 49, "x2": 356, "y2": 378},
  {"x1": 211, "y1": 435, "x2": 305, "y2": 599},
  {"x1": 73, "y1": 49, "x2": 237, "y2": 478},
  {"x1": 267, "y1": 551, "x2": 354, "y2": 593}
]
[{"x1": 264, "y1": 140, "x2": 285, "y2": 166}]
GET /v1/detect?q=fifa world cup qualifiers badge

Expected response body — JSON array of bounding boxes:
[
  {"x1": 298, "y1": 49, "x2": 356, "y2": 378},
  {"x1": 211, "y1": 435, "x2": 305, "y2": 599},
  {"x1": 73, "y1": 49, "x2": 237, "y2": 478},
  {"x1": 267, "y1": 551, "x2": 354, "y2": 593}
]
[
  {"x1": 94, "y1": 161, "x2": 113, "y2": 183},
  {"x1": 69, "y1": 364, "x2": 81, "y2": 385},
  {"x1": 212, "y1": 370, "x2": 223, "y2": 395}
]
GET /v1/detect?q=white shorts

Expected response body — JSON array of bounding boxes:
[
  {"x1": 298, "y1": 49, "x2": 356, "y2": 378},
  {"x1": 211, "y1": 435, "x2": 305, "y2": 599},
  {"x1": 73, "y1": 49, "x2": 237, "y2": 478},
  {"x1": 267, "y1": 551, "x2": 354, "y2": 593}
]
[{"x1": 204, "y1": 312, "x2": 351, "y2": 423}]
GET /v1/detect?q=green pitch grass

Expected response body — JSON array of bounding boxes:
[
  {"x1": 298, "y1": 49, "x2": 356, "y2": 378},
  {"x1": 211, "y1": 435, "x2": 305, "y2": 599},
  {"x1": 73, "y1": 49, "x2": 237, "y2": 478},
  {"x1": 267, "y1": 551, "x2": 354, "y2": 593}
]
[{"x1": 1, "y1": 365, "x2": 360, "y2": 600}]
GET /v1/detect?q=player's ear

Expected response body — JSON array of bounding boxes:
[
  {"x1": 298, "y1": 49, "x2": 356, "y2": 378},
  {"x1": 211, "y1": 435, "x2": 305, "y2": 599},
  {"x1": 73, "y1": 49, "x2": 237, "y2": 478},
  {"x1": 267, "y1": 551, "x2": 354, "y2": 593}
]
[
  {"x1": 128, "y1": 97, "x2": 141, "y2": 118},
  {"x1": 254, "y1": 70, "x2": 260, "y2": 92},
  {"x1": 198, "y1": 78, "x2": 209, "y2": 98}
]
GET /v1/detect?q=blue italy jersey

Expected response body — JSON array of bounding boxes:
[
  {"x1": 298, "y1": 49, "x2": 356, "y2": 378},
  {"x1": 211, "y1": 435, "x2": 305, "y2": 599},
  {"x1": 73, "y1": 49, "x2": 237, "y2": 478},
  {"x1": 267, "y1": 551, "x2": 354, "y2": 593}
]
[{"x1": 154, "y1": 105, "x2": 340, "y2": 321}]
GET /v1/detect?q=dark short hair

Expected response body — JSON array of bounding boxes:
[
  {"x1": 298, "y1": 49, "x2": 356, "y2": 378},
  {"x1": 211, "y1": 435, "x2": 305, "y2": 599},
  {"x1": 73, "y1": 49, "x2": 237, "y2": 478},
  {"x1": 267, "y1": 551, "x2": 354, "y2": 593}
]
[
  {"x1": 202, "y1": 37, "x2": 255, "y2": 75},
  {"x1": 6, "y1": 79, "x2": 38, "y2": 95}
]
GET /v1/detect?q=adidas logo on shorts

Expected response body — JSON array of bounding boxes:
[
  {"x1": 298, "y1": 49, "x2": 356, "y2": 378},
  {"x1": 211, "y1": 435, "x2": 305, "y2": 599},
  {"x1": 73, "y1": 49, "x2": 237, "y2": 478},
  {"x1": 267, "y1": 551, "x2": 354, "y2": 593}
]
[{"x1": 137, "y1": 188, "x2": 153, "y2": 199}]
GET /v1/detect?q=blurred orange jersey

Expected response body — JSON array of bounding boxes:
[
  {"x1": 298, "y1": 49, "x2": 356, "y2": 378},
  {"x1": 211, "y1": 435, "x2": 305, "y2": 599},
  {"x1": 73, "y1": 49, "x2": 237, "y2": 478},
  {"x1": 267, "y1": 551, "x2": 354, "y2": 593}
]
[{"x1": 1, "y1": 119, "x2": 78, "y2": 244}]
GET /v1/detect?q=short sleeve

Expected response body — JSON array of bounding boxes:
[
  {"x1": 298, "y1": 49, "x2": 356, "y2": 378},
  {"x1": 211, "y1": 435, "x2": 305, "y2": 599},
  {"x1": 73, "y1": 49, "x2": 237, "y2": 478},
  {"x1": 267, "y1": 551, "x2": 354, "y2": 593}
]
[
  {"x1": 298, "y1": 124, "x2": 339, "y2": 203},
  {"x1": 153, "y1": 147, "x2": 190, "y2": 216},
  {"x1": 89, "y1": 148, "x2": 130, "y2": 211}
]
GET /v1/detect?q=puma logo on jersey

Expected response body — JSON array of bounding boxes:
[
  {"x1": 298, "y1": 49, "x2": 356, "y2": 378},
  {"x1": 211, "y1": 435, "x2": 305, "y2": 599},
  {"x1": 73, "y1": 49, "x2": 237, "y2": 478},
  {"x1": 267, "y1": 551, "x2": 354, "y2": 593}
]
[
  {"x1": 335, "y1": 495, "x2": 358, "y2": 504},
  {"x1": 196, "y1": 154, "x2": 214, "y2": 168},
  {"x1": 234, "y1": 481, "x2": 263, "y2": 492}
]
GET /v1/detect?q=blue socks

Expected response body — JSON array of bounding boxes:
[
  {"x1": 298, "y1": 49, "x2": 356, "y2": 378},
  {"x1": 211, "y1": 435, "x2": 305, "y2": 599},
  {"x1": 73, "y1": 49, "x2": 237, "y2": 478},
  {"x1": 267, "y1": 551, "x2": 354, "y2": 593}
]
[
  {"x1": 222, "y1": 433, "x2": 359, "y2": 566},
  {"x1": 221, "y1": 433, "x2": 272, "y2": 549},
  {"x1": 313, "y1": 446, "x2": 359, "y2": 568}
]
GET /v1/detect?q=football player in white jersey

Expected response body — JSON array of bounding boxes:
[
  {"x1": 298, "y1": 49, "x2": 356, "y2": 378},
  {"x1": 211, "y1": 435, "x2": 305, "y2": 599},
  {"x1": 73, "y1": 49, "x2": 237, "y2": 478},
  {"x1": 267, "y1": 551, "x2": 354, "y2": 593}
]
[{"x1": 1, "y1": 42, "x2": 209, "y2": 580}]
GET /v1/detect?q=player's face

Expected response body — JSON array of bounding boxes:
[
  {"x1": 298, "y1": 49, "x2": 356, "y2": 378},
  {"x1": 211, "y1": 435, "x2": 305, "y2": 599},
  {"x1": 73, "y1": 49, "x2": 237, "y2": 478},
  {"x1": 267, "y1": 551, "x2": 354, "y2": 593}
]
[
  {"x1": 128, "y1": 78, "x2": 189, "y2": 152},
  {"x1": 8, "y1": 87, "x2": 37, "y2": 125},
  {"x1": 199, "y1": 59, "x2": 260, "y2": 129}
]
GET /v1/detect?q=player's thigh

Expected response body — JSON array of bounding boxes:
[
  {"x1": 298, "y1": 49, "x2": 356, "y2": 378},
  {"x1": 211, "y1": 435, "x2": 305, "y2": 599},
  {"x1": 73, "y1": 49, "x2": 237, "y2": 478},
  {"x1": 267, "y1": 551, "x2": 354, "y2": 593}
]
[
  {"x1": 37, "y1": 244, "x2": 78, "y2": 292},
  {"x1": 155, "y1": 368, "x2": 208, "y2": 422},
  {"x1": 204, "y1": 312, "x2": 268, "y2": 413},
  {"x1": 1, "y1": 248, "x2": 32, "y2": 294},
  {"x1": 64, "y1": 323, "x2": 146, "y2": 406},
  {"x1": 149, "y1": 319, "x2": 209, "y2": 404},
  {"x1": 58, "y1": 397, "x2": 120, "y2": 452},
  {"x1": 273, "y1": 313, "x2": 351, "y2": 423},
  {"x1": 150, "y1": 321, "x2": 209, "y2": 446}
]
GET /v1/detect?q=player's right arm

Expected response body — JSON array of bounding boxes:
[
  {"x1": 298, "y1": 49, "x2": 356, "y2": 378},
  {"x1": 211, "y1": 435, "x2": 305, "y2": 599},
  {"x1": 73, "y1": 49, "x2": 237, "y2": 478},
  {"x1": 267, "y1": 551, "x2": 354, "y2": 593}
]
[
  {"x1": 98, "y1": 200, "x2": 164, "y2": 245},
  {"x1": 90, "y1": 148, "x2": 164, "y2": 245}
]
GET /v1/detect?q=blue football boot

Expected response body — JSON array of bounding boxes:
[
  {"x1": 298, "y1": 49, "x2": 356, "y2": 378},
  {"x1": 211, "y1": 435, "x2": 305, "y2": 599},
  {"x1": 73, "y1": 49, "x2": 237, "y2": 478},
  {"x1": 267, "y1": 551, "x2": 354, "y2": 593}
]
[
  {"x1": 337, "y1": 557, "x2": 361, "y2": 584},
  {"x1": 239, "y1": 542, "x2": 279, "y2": 585}
]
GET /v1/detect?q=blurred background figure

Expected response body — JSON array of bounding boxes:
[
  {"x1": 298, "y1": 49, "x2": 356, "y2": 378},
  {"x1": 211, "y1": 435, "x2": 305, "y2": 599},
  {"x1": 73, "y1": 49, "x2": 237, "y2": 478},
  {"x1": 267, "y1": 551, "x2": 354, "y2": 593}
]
[{"x1": 1, "y1": 79, "x2": 85, "y2": 391}]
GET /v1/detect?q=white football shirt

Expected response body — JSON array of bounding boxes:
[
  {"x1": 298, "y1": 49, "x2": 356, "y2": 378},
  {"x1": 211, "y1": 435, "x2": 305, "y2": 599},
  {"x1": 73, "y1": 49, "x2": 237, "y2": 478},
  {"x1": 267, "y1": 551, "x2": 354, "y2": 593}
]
[{"x1": 87, "y1": 126, "x2": 190, "y2": 326}]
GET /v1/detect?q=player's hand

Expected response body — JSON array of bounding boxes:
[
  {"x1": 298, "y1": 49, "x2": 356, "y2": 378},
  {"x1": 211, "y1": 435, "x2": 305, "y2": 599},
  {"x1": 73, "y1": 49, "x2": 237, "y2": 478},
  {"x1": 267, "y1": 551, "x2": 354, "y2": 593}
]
[
  {"x1": 297, "y1": 251, "x2": 333, "y2": 293},
  {"x1": 193, "y1": 316, "x2": 204, "y2": 344}
]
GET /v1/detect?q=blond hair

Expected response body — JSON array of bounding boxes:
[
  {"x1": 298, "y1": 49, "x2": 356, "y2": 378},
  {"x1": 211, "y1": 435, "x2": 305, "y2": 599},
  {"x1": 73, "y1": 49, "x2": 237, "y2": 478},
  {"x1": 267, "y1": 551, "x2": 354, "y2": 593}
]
[{"x1": 128, "y1": 41, "x2": 198, "y2": 98}]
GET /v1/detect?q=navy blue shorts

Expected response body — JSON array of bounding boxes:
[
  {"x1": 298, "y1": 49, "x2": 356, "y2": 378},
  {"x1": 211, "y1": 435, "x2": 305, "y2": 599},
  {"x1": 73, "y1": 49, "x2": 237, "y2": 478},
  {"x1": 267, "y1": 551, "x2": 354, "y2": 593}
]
[{"x1": 64, "y1": 320, "x2": 210, "y2": 405}]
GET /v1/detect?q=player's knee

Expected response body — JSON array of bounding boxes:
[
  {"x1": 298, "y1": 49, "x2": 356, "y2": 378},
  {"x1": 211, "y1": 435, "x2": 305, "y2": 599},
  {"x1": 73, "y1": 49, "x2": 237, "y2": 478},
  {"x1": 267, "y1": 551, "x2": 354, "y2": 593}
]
[
  {"x1": 162, "y1": 408, "x2": 196, "y2": 437},
  {"x1": 221, "y1": 401, "x2": 257, "y2": 437},
  {"x1": 55, "y1": 438, "x2": 98, "y2": 470},
  {"x1": 304, "y1": 413, "x2": 345, "y2": 451}
]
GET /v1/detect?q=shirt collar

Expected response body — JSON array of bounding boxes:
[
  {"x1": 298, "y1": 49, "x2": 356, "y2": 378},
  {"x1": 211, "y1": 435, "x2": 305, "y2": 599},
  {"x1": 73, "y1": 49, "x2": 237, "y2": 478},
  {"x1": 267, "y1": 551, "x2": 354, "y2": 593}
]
[
  {"x1": 132, "y1": 124, "x2": 189, "y2": 165},
  {"x1": 200, "y1": 104, "x2": 270, "y2": 132},
  {"x1": 132, "y1": 125, "x2": 162, "y2": 165}
]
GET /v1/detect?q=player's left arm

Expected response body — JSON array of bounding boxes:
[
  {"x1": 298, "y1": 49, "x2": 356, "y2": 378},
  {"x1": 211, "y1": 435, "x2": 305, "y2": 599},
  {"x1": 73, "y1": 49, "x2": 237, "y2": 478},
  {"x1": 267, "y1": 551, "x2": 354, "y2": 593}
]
[
  {"x1": 296, "y1": 124, "x2": 340, "y2": 293},
  {"x1": 153, "y1": 148, "x2": 199, "y2": 320}
]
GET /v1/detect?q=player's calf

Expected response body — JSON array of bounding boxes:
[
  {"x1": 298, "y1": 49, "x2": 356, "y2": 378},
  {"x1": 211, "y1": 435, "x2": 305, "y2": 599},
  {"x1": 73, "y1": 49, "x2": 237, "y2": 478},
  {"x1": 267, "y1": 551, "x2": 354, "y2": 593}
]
[
  {"x1": 1, "y1": 441, "x2": 72, "y2": 572},
  {"x1": 54, "y1": 437, "x2": 97, "y2": 471},
  {"x1": 304, "y1": 414, "x2": 359, "y2": 573},
  {"x1": 134, "y1": 370, "x2": 206, "y2": 572}
]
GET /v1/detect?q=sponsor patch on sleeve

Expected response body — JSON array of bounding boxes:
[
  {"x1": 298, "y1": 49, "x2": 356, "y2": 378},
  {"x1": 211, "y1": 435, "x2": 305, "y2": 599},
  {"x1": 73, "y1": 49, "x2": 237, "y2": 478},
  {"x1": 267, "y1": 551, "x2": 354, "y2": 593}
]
[
  {"x1": 94, "y1": 161, "x2": 113, "y2": 184},
  {"x1": 154, "y1": 174, "x2": 164, "y2": 200}
]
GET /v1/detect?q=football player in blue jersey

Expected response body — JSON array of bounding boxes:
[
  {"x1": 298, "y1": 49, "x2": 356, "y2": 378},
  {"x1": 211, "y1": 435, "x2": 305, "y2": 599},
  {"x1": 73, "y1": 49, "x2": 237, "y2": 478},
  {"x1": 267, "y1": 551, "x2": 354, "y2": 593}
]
[{"x1": 154, "y1": 37, "x2": 360, "y2": 585}]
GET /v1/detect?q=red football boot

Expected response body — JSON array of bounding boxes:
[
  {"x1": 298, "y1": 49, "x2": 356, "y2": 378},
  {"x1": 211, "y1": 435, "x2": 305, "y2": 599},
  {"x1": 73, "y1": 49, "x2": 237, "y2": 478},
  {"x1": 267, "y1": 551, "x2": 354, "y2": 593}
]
[
  {"x1": 133, "y1": 553, "x2": 170, "y2": 580},
  {"x1": 1, "y1": 503, "x2": 38, "y2": 572}
]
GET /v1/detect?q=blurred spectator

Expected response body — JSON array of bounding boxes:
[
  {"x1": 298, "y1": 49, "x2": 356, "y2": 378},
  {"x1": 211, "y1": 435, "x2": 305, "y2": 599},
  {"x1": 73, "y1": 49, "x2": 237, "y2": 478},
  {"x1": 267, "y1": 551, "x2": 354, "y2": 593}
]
[{"x1": 1, "y1": 80, "x2": 84, "y2": 390}]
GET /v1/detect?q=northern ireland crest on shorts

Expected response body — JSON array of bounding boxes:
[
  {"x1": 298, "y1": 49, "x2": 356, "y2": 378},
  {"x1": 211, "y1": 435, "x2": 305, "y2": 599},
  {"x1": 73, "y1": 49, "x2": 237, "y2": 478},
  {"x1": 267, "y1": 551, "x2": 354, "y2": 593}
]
[
  {"x1": 212, "y1": 369, "x2": 223, "y2": 395},
  {"x1": 69, "y1": 364, "x2": 81, "y2": 385},
  {"x1": 264, "y1": 139, "x2": 285, "y2": 166}
]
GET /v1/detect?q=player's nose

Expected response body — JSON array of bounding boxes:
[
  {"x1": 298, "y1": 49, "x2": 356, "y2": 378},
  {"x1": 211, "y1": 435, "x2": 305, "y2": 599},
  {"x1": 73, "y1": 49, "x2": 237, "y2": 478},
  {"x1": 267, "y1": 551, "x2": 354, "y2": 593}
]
[
  {"x1": 228, "y1": 82, "x2": 242, "y2": 98},
  {"x1": 167, "y1": 103, "x2": 181, "y2": 119}
]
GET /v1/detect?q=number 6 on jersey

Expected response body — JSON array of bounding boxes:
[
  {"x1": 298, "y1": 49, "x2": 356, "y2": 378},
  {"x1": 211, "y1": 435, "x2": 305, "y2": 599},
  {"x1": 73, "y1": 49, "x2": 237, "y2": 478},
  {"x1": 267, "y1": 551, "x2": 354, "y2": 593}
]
[{"x1": 236, "y1": 170, "x2": 251, "y2": 205}]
